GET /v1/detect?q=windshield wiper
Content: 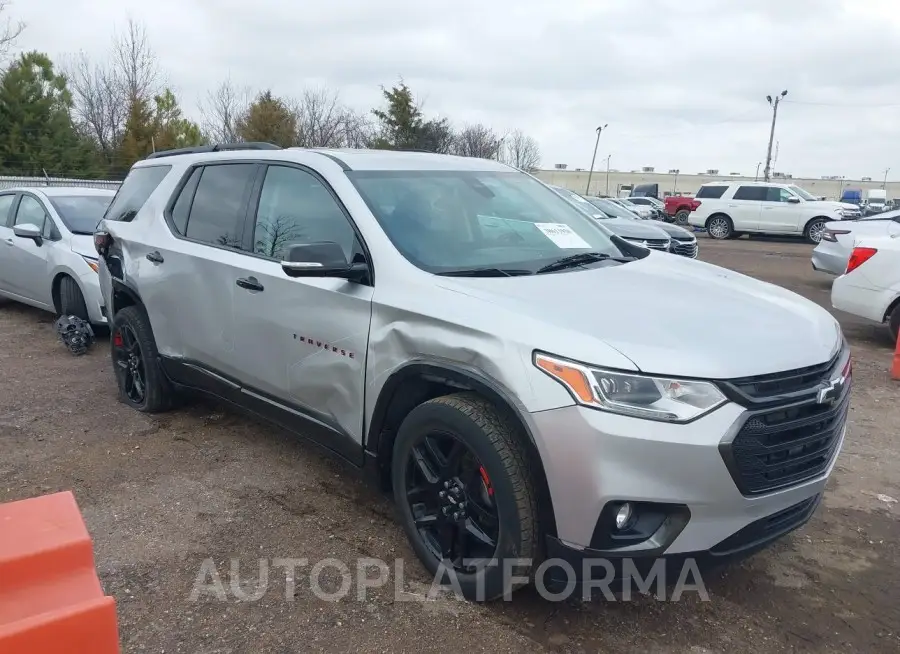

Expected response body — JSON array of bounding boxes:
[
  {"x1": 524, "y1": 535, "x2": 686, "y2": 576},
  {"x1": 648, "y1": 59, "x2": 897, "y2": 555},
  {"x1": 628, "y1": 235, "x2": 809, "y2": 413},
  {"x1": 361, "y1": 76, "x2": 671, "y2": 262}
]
[
  {"x1": 535, "y1": 252, "x2": 618, "y2": 273},
  {"x1": 437, "y1": 267, "x2": 532, "y2": 277}
]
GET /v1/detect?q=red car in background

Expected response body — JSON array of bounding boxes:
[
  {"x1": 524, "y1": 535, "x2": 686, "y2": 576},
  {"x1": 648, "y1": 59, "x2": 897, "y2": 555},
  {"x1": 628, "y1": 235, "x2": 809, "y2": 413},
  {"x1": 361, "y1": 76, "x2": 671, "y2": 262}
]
[{"x1": 664, "y1": 196, "x2": 702, "y2": 225}]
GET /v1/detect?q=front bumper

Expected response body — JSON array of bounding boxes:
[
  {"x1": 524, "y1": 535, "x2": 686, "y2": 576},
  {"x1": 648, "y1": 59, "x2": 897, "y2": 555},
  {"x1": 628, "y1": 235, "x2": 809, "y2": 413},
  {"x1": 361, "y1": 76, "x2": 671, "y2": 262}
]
[
  {"x1": 530, "y1": 398, "x2": 843, "y2": 556},
  {"x1": 79, "y1": 270, "x2": 108, "y2": 324}
]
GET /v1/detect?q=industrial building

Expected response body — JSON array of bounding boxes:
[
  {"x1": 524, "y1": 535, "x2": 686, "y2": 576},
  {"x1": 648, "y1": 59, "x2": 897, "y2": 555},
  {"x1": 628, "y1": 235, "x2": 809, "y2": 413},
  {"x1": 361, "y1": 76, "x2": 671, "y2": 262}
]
[{"x1": 533, "y1": 166, "x2": 899, "y2": 201}]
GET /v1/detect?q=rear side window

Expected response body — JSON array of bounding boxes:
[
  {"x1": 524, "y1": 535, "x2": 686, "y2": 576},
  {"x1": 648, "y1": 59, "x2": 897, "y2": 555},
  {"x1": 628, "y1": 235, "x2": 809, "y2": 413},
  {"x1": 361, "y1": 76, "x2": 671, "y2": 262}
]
[
  {"x1": 104, "y1": 165, "x2": 171, "y2": 222},
  {"x1": 170, "y1": 167, "x2": 202, "y2": 235},
  {"x1": 732, "y1": 186, "x2": 767, "y2": 201},
  {"x1": 0, "y1": 194, "x2": 15, "y2": 226},
  {"x1": 184, "y1": 164, "x2": 256, "y2": 249},
  {"x1": 695, "y1": 185, "x2": 728, "y2": 199}
]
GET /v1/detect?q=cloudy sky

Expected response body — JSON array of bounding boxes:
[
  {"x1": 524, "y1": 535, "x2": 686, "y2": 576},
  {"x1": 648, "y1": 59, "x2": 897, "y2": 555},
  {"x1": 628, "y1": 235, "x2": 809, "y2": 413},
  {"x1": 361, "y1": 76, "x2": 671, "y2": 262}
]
[{"x1": 13, "y1": 0, "x2": 900, "y2": 179}]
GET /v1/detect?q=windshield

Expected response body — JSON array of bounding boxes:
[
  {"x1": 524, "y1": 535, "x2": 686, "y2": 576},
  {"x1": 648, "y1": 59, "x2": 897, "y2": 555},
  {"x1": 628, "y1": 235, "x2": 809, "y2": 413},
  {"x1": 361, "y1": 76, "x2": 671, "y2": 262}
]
[
  {"x1": 48, "y1": 195, "x2": 114, "y2": 234},
  {"x1": 348, "y1": 171, "x2": 628, "y2": 274},
  {"x1": 788, "y1": 185, "x2": 817, "y2": 201},
  {"x1": 586, "y1": 197, "x2": 638, "y2": 219}
]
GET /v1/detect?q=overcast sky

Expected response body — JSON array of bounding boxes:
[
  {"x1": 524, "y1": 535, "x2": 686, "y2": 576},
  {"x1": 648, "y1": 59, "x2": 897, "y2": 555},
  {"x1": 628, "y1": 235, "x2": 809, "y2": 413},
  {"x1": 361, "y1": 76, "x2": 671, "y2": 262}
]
[{"x1": 13, "y1": 0, "x2": 900, "y2": 179}]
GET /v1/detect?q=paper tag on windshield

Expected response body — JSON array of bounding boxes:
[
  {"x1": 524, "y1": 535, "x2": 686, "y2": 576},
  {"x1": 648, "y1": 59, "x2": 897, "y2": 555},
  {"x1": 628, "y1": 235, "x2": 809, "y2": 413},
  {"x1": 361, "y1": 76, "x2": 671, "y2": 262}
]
[{"x1": 535, "y1": 223, "x2": 591, "y2": 249}]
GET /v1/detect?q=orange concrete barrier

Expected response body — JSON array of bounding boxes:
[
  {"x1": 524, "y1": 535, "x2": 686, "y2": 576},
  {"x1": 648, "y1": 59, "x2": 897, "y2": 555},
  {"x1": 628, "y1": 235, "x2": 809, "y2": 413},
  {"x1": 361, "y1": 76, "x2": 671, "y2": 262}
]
[
  {"x1": 0, "y1": 491, "x2": 120, "y2": 653},
  {"x1": 892, "y1": 332, "x2": 900, "y2": 381}
]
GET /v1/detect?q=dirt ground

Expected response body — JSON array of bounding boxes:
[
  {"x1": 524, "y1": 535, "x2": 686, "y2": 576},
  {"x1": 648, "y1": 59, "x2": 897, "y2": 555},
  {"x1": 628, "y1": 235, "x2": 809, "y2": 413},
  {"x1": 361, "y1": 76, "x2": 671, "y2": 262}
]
[{"x1": 1, "y1": 235, "x2": 898, "y2": 653}]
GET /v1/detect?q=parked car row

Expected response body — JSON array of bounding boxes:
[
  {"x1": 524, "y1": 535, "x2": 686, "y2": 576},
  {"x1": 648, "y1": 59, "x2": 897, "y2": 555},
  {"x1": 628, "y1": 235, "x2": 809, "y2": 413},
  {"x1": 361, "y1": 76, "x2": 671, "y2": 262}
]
[
  {"x1": 548, "y1": 185, "x2": 699, "y2": 258},
  {"x1": 2, "y1": 146, "x2": 850, "y2": 603},
  {"x1": 810, "y1": 208, "x2": 900, "y2": 343}
]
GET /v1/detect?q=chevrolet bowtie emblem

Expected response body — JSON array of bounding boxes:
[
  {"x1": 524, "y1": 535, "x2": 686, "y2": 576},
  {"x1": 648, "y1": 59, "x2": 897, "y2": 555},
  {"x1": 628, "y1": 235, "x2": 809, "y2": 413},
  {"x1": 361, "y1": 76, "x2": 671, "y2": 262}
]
[{"x1": 816, "y1": 376, "x2": 844, "y2": 405}]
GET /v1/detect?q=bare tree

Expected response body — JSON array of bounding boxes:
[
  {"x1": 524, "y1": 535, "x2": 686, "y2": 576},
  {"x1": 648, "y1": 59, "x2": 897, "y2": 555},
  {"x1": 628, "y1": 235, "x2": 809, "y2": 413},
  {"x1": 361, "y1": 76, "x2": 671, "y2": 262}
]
[
  {"x1": 65, "y1": 18, "x2": 161, "y2": 164},
  {"x1": 199, "y1": 78, "x2": 250, "y2": 143},
  {"x1": 0, "y1": 1, "x2": 24, "y2": 64},
  {"x1": 453, "y1": 123, "x2": 503, "y2": 160},
  {"x1": 501, "y1": 129, "x2": 541, "y2": 172},
  {"x1": 292, "y1": 87, "x2": 376, "y2": 149}
]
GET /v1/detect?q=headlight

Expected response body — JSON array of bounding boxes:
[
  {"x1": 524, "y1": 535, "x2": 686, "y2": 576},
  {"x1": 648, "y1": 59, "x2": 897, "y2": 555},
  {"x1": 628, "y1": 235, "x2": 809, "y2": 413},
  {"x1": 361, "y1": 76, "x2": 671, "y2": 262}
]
[
  {"x1": 534, "y1": 352, "x2": 727, "y2": 423},
  {"x1": 82, "y1": 256, "x2": 99, "y2": 273}
]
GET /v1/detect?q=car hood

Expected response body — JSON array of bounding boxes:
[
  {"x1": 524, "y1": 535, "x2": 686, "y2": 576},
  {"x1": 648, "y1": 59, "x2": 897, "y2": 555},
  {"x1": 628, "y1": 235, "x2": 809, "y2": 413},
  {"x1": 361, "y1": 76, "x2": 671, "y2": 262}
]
[
  {"x1": 69, "y1": 234, "x2": 98, "y2": 258},
  {"x1": 595, "y1": 218, "x2": 670, "y2": 240},
  {"x1": 650, "y1": 222, "x2": 694, "y2": 239},
  {"x1": 439, "y1": 254, "x2": 841, "y2": 379}
]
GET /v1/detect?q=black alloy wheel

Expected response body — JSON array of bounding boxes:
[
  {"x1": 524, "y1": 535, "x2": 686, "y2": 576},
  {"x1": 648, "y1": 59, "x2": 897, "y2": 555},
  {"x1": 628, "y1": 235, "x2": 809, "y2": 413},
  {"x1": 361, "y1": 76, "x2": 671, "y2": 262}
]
[
  {"x1": 405, "y1": 431, "x2": 500, "y2": 571},
  {"x1": 113, "y1": 323, "x2": 146, "y2": 405}
]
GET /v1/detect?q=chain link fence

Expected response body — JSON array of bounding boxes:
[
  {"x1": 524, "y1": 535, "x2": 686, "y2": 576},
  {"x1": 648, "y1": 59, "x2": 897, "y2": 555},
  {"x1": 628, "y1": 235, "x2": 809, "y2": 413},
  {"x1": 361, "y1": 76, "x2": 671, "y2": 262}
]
[{"x1": 0, "y1": 175, "x2": 121, "y2": 191}]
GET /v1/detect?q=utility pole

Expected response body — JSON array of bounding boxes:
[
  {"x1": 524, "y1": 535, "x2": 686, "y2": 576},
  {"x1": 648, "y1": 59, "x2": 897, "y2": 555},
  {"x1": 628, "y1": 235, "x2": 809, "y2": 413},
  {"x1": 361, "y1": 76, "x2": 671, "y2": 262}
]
[
  {"x1": 763, "y1": 90, "x2": 787, "y2": 182},
  {"x1": 604, "y1": 154, "x2": 612, "y2": 196},
  {"x1": 755, "y1": 162, "x2": 762, "y2": 181},
  {"x1": 673, "y1": 169, "x2": 680, "y2": 195},
  {"x1": 884, "y1": 168, "x2": 890, "y2": 189},
  {"x1": 585, "y1": 124, "x2": 608, "y2": 195}
]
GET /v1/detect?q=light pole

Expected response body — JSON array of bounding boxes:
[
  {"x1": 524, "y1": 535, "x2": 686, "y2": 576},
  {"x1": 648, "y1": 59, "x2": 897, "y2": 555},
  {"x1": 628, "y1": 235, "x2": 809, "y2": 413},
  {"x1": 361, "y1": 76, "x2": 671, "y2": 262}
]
[
  {"x1": 673, "y1": 169, "x2": 680, "y2": 195},
  {"x1": 763, "y1": 90, "x2": 787, "y2": 182},
  {"x1": 604, "y1": 154, "x2": 612, "y2": 196},
  {"x1": 755, "y1": 162, "x2": 762, "y2": 181},
  {"x1": 884, "y1": 168, "x2": 890, "y2": 189},
  {"x1": 585, "y1": 124, "x2": 608, "y2": 195}
]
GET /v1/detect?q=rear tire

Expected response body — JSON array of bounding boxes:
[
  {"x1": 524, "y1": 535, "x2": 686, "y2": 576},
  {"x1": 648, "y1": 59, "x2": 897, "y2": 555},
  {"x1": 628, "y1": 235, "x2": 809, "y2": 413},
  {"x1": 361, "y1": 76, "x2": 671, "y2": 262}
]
[
  {"x1": 706, "y1": 215, "x2": 733, "y2": 240},
  {"x1": 110, "y1": 305, "x2": 175, "y2": 413},
  {"x1": 804, "y1": 218, "x2": 828, "y2": 244},
  {"x1": 391, "y1": 393, "x2": 540, "y2": 602},
  {"x1": 674, "y1": 209, "x2": 690, "y2": 225},
  {"x1": 59, "y1": 276, "x2": 89, "y2": 322},
  {"x1": 889, "y1": 304, "x2": 900, "y2": 344}
]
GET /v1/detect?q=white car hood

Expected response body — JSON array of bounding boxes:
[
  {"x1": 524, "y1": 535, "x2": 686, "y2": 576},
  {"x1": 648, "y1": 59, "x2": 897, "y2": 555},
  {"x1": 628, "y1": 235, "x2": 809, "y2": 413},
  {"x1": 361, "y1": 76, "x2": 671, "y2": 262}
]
[
  {"x1": 442, "y1": 254, "x2": 841, "y2": 379},
  {"x1": 69, "y1": 234, "x2": 98, "y2": 259}
]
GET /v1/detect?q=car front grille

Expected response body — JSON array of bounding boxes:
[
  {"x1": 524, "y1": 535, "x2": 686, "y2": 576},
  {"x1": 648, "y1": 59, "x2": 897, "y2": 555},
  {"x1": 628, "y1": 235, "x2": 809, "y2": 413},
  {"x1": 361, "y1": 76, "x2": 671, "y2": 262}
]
[
  {"x1": 718, "y1": 345, "x2": 851, "y2": 495},
  {"x1": 624, "y1": 237, "x2": 670, "y2": 251},
  {"x1": 671, "y1": 239, "x2": 698, "y2": 258}
]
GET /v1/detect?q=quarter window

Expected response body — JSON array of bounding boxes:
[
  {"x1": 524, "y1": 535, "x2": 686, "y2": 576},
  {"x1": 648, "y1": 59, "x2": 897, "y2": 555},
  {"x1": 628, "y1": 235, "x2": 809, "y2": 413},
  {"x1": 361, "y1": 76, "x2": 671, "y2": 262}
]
[
  {"x1": 695, "y1": 185, "x2": 728, "y2": 199},
  {"x1": 252, "y1": 165, "x2": 357, "y2": 261},
  {"x1": 184, "y1": 164, "x2": 257, "y2": 249},
  {"x1": 104, "y1": 165, "x2": 171, "y2": 222},
  {"x1": 0, "y1": 194, "x2": 15, "y2": 226}
]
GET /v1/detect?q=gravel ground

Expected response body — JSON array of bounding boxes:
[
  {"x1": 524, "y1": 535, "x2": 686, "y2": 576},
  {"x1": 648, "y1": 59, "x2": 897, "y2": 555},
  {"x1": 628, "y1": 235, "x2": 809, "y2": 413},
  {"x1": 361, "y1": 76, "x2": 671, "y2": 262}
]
[{"x1": 1, "y1": 235, "x2": 898, "y2": 653}]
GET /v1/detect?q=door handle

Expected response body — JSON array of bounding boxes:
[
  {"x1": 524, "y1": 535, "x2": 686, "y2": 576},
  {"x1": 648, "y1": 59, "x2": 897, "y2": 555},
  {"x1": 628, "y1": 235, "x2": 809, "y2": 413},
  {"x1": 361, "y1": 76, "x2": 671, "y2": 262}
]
[
  {"x1": 146, "y1": 251, "x2": 164, "y2": 263},
  {"x1": 3, "y1": 238, "x2": 13, "y2": 246},
  {"x1": 236, "y1": 276, "x2": 264, "y2": 292}
]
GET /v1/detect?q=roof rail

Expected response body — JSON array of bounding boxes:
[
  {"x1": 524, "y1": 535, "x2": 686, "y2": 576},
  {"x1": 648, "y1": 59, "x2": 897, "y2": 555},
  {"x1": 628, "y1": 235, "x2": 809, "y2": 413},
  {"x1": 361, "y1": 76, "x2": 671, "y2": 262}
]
[{"x1": 144, "y1": 142, "x2": 282, "y2": 160}]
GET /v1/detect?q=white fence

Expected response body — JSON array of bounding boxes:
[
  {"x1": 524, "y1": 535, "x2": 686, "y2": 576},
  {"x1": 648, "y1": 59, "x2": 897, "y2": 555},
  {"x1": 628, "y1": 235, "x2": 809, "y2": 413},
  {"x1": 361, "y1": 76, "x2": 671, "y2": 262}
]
[{"x1": 0, "y1": 175, "x2": 121, "y2": 191}]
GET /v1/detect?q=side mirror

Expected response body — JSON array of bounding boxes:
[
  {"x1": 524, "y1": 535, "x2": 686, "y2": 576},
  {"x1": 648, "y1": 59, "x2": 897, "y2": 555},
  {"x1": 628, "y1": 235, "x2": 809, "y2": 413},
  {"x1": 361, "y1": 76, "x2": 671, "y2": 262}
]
[
  {"x1": 280, "y1": 242, "x2": 368, "y2": 283},
  {"x1": 13, "y1": 223, "x2": 43, "y2": 246},
  {"x1": 787, "y1": 196, "x2": 801, "y2": 204}
]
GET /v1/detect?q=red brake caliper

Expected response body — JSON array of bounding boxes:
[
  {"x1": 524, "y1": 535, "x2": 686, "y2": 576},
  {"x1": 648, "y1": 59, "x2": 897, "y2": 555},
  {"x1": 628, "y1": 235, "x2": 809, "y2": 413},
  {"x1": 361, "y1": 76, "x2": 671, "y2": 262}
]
[
  {"x1": 113, "y1": 331, "x2": 123, "y2": 347},
  {"x1": 479, "y1": 466, "x2": 494, "y2": 497}
]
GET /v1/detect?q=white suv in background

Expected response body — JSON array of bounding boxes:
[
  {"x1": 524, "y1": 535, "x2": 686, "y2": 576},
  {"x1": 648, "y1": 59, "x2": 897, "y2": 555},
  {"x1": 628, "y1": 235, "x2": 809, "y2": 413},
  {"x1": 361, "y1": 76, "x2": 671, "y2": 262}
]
[{"x1": 689, "y1": 182, "x2": 860, "y2": 244}]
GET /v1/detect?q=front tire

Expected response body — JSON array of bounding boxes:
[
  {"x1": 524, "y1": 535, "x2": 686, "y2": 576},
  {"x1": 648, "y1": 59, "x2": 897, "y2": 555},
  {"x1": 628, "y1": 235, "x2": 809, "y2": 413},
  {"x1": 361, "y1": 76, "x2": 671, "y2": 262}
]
[
  {"x1": 707, "y1": 215, "x2": 734, "y2": 239},
  {"x1": 110, "y1": 305, "x2": 175, "y2": 413},
  {"x1": 804, "y1": 218, "x2": 828, "y2": 244},
  {"x1": 59, "y1": 276, "x2": 89, "y2": 321},
  {"x1": 391, "y1": 393, "x2": 540, "y2": 602}
]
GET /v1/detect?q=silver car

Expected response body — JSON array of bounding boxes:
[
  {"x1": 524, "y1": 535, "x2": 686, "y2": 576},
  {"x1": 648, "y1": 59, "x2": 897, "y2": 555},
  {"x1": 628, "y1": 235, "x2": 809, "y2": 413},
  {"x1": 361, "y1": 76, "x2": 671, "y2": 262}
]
[
  {"x1": 94, "y1": 145, "x2": 850, "y2": 601},
  {"x1": 811, "y1": 210, "x2": 900, "y2": 275},
  {"x1": 0, "y1": 186, "x2": 115, "y2": 324}
]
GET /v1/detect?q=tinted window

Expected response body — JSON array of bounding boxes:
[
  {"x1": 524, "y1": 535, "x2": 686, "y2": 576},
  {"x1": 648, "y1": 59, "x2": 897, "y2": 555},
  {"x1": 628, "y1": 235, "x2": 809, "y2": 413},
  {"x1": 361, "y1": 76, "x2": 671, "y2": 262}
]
[
  {"x1": 253, "y1": 166, "x2": 356, "y2": 261},
  {"x1": 47, "y1": 195, "x2": 114, "y2": 233},
  {"x1": 185, "y1": 164, "x2": 256, "y2": 248},
  {"x1": 695, "y1": 185, "x2": 728, "y2": 199},
  {"x1": 732, "y1": 186, "x2": 767, "y2": 201},
  {"x1": 104, "y1": 165, "x2": 172, "y2": 222},
  {"x1": 170, "y1": 167, "x2": 202, "y2": 235},
  {"x1": 764, "y1": 187, "x2": 794, "y2": 203},
  {"x1": 0, "y1": 194, "x2": 14, "y2": 226},
  {"x1": 14, "y1": 196, "x2": 47, "y2": 226}
]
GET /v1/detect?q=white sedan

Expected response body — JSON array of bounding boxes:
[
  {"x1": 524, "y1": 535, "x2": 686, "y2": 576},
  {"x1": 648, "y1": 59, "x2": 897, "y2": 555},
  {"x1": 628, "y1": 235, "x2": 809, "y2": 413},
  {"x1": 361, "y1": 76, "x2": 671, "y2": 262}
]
[
  {"x1": 812, "y1": 210, "x2": 900, "y2": 275},
  {"x1": 831, "y1": 233, "x2": 900, "y2": 343}
]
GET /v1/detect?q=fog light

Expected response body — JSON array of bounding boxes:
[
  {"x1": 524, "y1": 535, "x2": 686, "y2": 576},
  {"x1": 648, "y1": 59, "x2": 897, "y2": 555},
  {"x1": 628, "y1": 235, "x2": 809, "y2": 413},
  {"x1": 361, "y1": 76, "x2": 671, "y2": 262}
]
[{"x1": 614, "y1": 503, "x2": 633, "y2": 530}]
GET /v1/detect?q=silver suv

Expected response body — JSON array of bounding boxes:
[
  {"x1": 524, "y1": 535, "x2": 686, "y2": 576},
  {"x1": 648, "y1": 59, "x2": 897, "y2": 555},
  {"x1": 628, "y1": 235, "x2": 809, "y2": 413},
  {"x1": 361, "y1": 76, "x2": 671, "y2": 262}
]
[{"x1": 94, "y1": 144, "x2": 851, "y2": 601}]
